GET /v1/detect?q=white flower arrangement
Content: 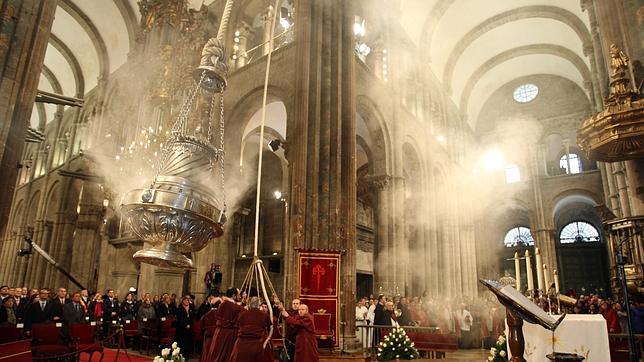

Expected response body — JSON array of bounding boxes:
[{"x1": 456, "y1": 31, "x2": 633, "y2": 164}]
[
  {"x1": 154, "y1": 342, "x2": 184, "y2": 362},
  {"x1": 489, "y1": 333, "x2": 508, "y2": 362}
]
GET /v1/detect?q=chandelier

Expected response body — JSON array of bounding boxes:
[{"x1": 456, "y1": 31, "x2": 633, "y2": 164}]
[{"x1": 120, "y1": 0, "x2": 235, "y2": 269}]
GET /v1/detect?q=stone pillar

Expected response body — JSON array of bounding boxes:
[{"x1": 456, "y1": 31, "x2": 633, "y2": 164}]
[
  {"x1": 370, "y1": 175, "x2": 393, "y2": 294},
  {"x1": 602, "y1": 162, "x2": 621, "y2": 215},
  {"x1": 613, "y1": 162, "x2": 632, "y2": 217},
  {"x1": 154, "y1": 268, "x2": 184, "y2": 298},
  {"x1": 69, "y1": 204, "x2": 103, "y2": 288},
  {"x1": 286, "y1": 0, "x2": 359, "y2": 349},
  {"x1": 46, "y1": 213, "x2": 77, "y2": 288},
  {"x1": 25, "y1": 219, "x2": 44, "y2": 286},
  {"x1": 0, "y1": 0, "x2": 57, "y2": 240},
  {"x1": 32, "y1": 220, "x2": 53, "y2": 287},
  {"x1": 624, "y1": 159, "x2": 644, "y2": 216},
  {"x1": 530, "y1": 145, "x2": 557, "y2": 269},
  {"x1": 591, "y1": 0, "x2": 638, "y2": 89},
  {"x1": 581, "y1": 0, "x2": 610, "y2": 102},
  {"x1": 262, "y1": 5, "x2": 274, "y2": 56},
  {"x1": 233, "y1": 23, "x2": 252, "y2": 69}
]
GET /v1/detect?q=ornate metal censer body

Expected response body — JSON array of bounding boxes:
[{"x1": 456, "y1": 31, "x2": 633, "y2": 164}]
[
  {"x1": 121, "y1": 0, "x2": 234, "y2": 269},
  {"x1": 120, "y1": 135, "x2": 226, "y2": 269}
]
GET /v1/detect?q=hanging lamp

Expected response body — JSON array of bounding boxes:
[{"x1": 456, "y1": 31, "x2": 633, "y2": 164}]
[{"x1": 120, "y1": 0, "x2": 236, "y2": 269}]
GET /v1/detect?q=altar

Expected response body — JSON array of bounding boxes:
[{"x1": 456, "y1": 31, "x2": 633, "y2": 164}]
[{"x1": 508, "y1": 314, "x2": 610, "y2": 362}]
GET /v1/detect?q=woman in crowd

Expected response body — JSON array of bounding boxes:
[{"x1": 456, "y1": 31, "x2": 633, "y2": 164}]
[
  {"x1": 0, "y1": 297, "x2": 16, "y2": 326},
  {"x1": 136, "y1": 295, "x2": 157, "y2": 334},
  {"x1": 175, "y1": 296, "x2": 194, "y2": 359},
  {"x1": 89, "y1": 293, "x2": 104, "y2": 322},
  {"x1": 120, "y1": 292, "x2": 137, "y2": 320}
]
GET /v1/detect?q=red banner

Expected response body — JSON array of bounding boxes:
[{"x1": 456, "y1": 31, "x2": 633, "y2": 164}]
[{"x1": 297, "y1": 249, "x2": 341, "y2": 346}]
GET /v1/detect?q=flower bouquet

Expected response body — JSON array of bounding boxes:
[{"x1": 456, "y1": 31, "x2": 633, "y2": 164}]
[
  {"x1": 153, "y1": 342, "x2": 184, "y2": 362},
  {"x1": 488, "y1": 334, "x2": 508, "y2": 361},
  {"x1": 376, "y1": 326, "x2": 420, "y2": 361}
]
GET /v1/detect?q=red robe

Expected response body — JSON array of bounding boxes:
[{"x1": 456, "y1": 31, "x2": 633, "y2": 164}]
[
  {"x1": 200, "y1": 309, "x2": 218, "y2": 362},
  {"x1": 602, "y1": 308, "x2": 621, "y2": 333},
  {"x1": 285, "y1": 314, "x2": 319, "y2": 362},
  {"x1": 230, "y1": 309, "x2": 272, "y2": 362},
  {"x1": 206, "y1": 300, "x2": 244, "y2": 362}
]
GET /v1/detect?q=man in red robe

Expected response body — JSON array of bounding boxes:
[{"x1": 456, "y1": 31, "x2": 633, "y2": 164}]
[
  {"x1": 600, "y1": 301, "x2": 621, "y2": 333},
  {"x1": 230, "y1": 297, "x2": 272, "y2": 362},
  {"x1": 205, "y1": 288, "x2": 243, "y2": 361},
  {"x1": 283, "y1": 298, "x2": 300, "y2": 361},
  {"x1": 199, "y1": 296, "x2": 221, "y2": 362},
  {"x1": 280, "y1": 303, "x2": 319, "y2": 362}
]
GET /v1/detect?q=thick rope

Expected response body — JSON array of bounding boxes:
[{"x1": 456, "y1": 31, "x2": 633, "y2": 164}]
[{"x1": 216, "y1": 0, "x2": 234, "y2": 42}]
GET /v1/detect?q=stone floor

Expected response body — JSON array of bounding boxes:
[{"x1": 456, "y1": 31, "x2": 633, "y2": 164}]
[
  {"x1": 316, "y1": 348, "x2": 492, "y2": 361},
  {"x1": 442, "y1": 349, "x2": 491, "y2": 361}
]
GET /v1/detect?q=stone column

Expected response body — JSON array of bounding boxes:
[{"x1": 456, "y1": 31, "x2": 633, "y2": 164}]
[
  {"x1": 591, "y1": 0, "x2": 639, "y2": 89},
  {"x1": 46, "y1": 213, "x2": 77, "y2": 288},
  {"x1": 624, "y1": 159, "x2": 644, "y2": 216},
  {"x1": 69, "y1": 204, "x2": 103, "y2": 288},
  {"x1": 602, "y1": 163, "x2": 621, "y2": 215},
  {"x1": 0, "y1": 0, "x2": 57, "y2": 240},
  {"x1": 286, "y1": 0, "x2": 359, "y2": 349},
  {"x1": 370, "y1": 175, "x2": 393, "y2": 294},
  {"x1": 581, "y1": 0, "x2": 610, "y2": 102},
  {"x1": 613, "y1": 162, "x2": 632, "y2": 217},
  {"x1": 262, "y1": 5, "x2": 274, "y2": 56},
  {"x1": 233, "y1": 23, "x2": 252, "y2": 69},
  {"x1": 25, "y1": 220, "x2": 45, "y2": 286},
  {"x1": 530, "y1": 145, "x2": 557, "y2": 269},
  {"x1": 32, "y1": 220, "x2": 52, "y2": 287}
]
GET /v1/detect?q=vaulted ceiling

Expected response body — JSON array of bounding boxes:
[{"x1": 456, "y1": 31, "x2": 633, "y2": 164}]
[
  {"x1": 32, "y1": 0, "x2": 594, "y2": 133},
  {"x1": 399, "y1": 0, "x2": 593, "y2": 129}
]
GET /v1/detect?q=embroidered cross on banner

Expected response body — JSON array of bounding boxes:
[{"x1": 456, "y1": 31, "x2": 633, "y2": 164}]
[{"x1": 312, "y1": 264, "x2": 326, "y2": 290}]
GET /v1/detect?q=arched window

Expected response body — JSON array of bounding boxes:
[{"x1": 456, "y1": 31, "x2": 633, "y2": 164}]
[
  {"x1": 560, "y1": 153, "x2": 582, "y2": 174},
  {"x1": 504, "y1": 227, "x2": 534, "y2": 247},
  {"x1": 505, "y1": 164, "x2": 521, "y2": 183},
  {"x1": 560, "y1": 221, "x2": 600, "y2": 243}
]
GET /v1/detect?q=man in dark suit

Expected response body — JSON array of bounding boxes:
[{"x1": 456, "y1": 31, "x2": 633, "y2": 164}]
[
  {"x1": 372, "y1": 294, "x2": 388, "y2": 346},
  {"x1": 397, "y1": 297, "x2": 413, "y2": 326},
  {"x1": 63, "y1": 292, "x2": 86, "y2": 325},
  {"x1": 156, "y1": 293, "x2": 176, "y2": 319},
  {"x1": 102, "y1": 289, "x2": 119, "y2": 336},
  {"x1": 24, "y1": 289, "x2": 55, "y2": 331},
  {"x1": 51, "y1": 287, "x2": 70, "y2": 322},
  {"x1": 13, "y1": 287, "x2": 29, "y2": 322}
]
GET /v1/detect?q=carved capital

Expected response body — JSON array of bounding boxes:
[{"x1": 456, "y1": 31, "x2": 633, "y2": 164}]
[{"x1": 365, "y1": 174, "x2": 392, "y2": 191}]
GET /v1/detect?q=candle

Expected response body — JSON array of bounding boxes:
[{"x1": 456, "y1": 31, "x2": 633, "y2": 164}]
[
  {"x1": 543, "y1": 264, "x2": 551, "y2": 292},
  {"x1": 535, "y1": 247, "x2": 544, "y2": 291},
  {"x1": 525, "y1": 250, "x2": 534, "y2": 292},
  {"x1": 514, "y1": 252, "x2": 521, "y2": 291},
  {"x1": 554, "y1": 270, "x2": 560, "y2": 294}
]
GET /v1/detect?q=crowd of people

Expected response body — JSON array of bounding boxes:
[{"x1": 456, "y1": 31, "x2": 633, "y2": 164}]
[
  {"x1": 354, "y1": 291, "x2": 644, "y2": 350},
  {"x1": 2, "y1": 282, "x2": 643, "y2": 360},
  {"x1": 0, "y1": 284, "x2": 319, "y2": 361}
]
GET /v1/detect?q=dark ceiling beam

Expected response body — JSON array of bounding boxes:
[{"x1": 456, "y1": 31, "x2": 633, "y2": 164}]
[
  {"x1": 113, "y1": 0, "x2": 138, "y2": 52},
  {"x1": 48, "y1": 34, "x2": 85, "y2": 96},
  {"x1": 460, "y1": 44, "x2": 593, "y2": 119},
  {"x1": 58, "y1": 0, "x2": 110, "y2": 80},
  {"x1": 441, "y1": 5, "x2": 592, "y2": 94},
  {"x1": 40, "y1": 64, "x2": 65, "y2": 115}
]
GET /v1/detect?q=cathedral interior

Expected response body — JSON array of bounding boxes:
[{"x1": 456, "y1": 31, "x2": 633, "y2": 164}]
[{"x1": 0, "y1": 0, "x2": 643, "y2": 347}]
